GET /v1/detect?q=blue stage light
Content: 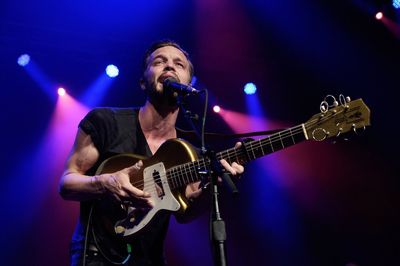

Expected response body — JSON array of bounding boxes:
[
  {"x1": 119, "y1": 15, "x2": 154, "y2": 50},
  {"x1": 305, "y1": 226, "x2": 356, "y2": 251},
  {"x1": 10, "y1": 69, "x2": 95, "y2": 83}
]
[
  {"x1": 106, "y1": 64, "x2": 119, "y2": 78},
  {"x1": 17, "y1": 54, "x2": 30, "y2": 66},
  {"x1": 394, "y1": 0, "x2": 400, "y2": 9},
  {"x1": 244, "y1": 82, "x2": 257, "y2": 95}
]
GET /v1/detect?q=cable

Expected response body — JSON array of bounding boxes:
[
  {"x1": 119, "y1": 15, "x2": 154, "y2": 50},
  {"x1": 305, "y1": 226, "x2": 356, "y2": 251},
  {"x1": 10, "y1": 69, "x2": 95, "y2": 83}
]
[
  {"x1": 200, "y1": 89, "x2": 208, "y2": 152},
  {"x1": 82, "y1": 204, "x2": 93, "y2": 266},
  {"x1": 83, "y1": 202, "x2": 131, "y2": 265}
]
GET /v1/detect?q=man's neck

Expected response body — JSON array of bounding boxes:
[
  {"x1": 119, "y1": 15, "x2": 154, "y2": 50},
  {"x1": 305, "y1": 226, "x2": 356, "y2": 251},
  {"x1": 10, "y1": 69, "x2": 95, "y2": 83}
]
[{"x1": 139, "y1": 100, "x2": 179, "y2": 138}]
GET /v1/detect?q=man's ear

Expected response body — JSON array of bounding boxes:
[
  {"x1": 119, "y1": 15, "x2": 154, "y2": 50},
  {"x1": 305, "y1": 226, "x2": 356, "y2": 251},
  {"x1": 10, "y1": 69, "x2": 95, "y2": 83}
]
[{"x1": 139, "y1": 78, "x2": 146, "y2": 91}]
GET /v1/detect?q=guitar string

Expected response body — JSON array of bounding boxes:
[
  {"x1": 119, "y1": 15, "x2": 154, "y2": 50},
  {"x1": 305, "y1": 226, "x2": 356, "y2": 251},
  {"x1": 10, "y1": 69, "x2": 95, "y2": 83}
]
[
  {"x1": 127, "y1": 106, "x2": 351, "y2": 192},
  {"x1": 130, "y1": 126, "x2": 304, "y2": 193},
  {"x1": 132, "y1": 124, "x2": 304, "y2": 191},
  {"x1": 127, "y1": 127, "x2": 300, "y2": 189},
  {"x1": 129, "y1": 118, "x2": 328, "y2": 192},
  {"x1": 128, "y1": 126, "x2": 304, "y2": 193}
]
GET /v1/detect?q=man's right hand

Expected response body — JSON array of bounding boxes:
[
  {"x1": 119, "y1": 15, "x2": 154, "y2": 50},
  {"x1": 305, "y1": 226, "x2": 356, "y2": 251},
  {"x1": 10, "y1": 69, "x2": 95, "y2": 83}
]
[{"x1": 96, "y1": 160, "x2": 154, "y2": 208}]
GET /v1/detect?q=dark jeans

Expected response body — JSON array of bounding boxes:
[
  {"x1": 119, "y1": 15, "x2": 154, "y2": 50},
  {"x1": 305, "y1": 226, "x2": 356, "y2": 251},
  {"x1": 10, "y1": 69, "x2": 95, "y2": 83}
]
[
  {"x1": 70, "y1": 248, "x2": 165, "y2": 266},
  {"x1": 71, "y1": 248, "x2": 118, "y2": 266},
  {"x1": 70, "y1": 245, "x2": 134, "y2": 266}
]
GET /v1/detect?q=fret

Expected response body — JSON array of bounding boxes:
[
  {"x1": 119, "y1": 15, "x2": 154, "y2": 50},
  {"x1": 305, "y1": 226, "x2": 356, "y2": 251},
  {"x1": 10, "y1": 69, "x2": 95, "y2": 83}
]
[
  {"x1": 281, "y1": 135, "x2": 294, "y2": 147},
  {"x1": 179, "y1": 166, "x2": 184, "y2": 187},
  {"x1": 246, "y1": 139, "x2": 265, "y2": 160},
  {"x1": 234, "y1": 147, "x2": 240, "y2": 163},
  {"x1": 250, "y1": 141, "x2": 257, "y2": 160},
  {"x1": 289, "y1": 128, "x2": 296, "y2": 145},
  {"x1": 222, "y1": 150, "x2": 231, "y2": 164},
  {"x1": 189, "y1": 162, "x2": 197, "y2": 183},
  {"x1": 292, "y1": 125, "x2": 306, "y2": 143},
  {"x1": 281, "y1": 129, "x2": 295, "y2": 147},
  {"x1": 271, "y1": 136, "x2": 284, "y2": 152},
  {"x1": 188, "y1": 163, "x2": 195, "y2": 183},
  {"x1": 258, "y1": 139, "x2": 265, "y2": 156},
  {"x1": 268, "y1": 137, "x2": 274, "y2": 153},
  {"x1": 170, "y1": 167, "x2": 175, "y2": 188},
  {"x1": 256, "y1": 138, "x2": 273, "y2": 156},
  {"x1": 278, "y1": 131, "x2": 285, "y2": 148},
  {"x1": 183, "y1": 163, "x2": 190, "y2": 185},
  {"x1": 188, "y1": 162, "x2": 194, "y2": 183},
  {"x1": 242, "y1": 142, "x2": 253, "y2": 161},
  {"x1": 182, "y1": 163, "x2": 187, "y2": 184},
  {"x1": 173, "y1": 167, "x2": 179, "y2": 189},
  {"x1": 166, "y1": 124, "x2": 307, "y2": 190},
  {"x1": 228, "y1": 149, "x2": 234, "y2": 164},
  {"x1": 169, "y1": 167, "x2": 176, "y2": 190}
]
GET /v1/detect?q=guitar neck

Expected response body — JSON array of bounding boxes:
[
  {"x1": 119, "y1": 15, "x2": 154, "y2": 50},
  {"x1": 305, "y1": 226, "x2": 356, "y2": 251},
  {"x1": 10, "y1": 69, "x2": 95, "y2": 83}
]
[
  {"x1": 216, "y1": 124, "x2": 306, "y2": 164},
  {"x1": 167, "y1": 124, "x2": 307, "y2": 190}
]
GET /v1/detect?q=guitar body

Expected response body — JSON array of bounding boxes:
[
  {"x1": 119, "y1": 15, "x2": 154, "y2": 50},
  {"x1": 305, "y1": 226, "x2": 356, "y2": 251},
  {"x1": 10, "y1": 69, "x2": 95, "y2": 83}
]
[{"x1": 94, "y1": 138, "x2": 199, "y2": 240}]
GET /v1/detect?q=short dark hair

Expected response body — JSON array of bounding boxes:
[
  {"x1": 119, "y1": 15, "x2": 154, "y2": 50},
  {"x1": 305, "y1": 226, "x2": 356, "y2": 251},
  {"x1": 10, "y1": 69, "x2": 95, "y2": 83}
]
[{"x1": 142, "y1": 40, "x2": 194, "y2": 79}]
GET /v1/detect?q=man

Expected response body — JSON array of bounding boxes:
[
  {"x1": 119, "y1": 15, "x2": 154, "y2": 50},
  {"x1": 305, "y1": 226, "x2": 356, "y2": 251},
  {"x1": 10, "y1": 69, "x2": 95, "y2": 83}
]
[{"x1": 59, "y1": 40, "x2": 244, "y2": 266}]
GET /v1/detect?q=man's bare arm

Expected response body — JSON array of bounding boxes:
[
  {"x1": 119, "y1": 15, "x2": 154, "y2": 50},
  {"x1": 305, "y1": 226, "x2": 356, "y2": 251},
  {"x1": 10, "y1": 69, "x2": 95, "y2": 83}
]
[{"x1": 59, "y1": 129, "x2": 153, "y2": 207}]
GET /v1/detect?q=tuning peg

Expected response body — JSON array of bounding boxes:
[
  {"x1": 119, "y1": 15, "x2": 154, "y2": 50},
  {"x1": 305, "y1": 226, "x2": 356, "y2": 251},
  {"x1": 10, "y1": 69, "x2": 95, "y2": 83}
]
[
  {"x1": 352, "y1": 124, "x2": 366, "y2": 135},
  {"x1": 336, "y1": 127, "x2": 343, "y2": 137},
  {"x1": 320, "y1": 100, "x2": 329, "y2": 113},
  {"x1": 338, "y1": 94, "x2": 351, "y2": 108}
]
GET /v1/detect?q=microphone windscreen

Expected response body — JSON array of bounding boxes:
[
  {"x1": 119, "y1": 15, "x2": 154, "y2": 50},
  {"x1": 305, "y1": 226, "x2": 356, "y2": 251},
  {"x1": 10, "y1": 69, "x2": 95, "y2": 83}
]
[{"x1": 163, "y1": 77, "x2": 178, "y2": 86}]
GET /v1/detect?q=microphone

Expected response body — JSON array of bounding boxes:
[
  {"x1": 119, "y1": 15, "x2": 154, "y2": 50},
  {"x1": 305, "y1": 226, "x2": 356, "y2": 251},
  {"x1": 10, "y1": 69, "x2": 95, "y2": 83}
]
[{"x1": 163, "y1": 77, "x2": 200, "y2": 95}]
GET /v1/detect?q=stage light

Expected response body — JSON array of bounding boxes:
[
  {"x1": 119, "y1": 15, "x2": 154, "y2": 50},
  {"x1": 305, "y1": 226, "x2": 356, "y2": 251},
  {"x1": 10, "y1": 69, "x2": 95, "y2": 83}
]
[
  {"x1": 393, "y1": 0, "x2": 400, "y2": 9},
  {"x1": 375, "y1": 12, "x2": 383, "y2": 20},
  {"x1": 213, "y1": 105, "x2": 221, "y2": 113},
  {"x1": 244, "y1": 82, "x2": 257, "y2": 95},
  {"x1": 17, "y1": 54, "x2": 30, "y2": 66},
  {"x1": 105, "y1": 64, "x2": 119, "y2": 78},
  {"x1": 58, "y1": 87, "x2": 66, "y2": 96}
]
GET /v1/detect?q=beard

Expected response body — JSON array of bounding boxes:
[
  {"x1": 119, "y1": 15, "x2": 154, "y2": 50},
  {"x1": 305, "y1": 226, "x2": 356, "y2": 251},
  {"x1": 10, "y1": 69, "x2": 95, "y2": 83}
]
[{"x1": 144, "y1": 79, "x2": 179, "y2": 109}]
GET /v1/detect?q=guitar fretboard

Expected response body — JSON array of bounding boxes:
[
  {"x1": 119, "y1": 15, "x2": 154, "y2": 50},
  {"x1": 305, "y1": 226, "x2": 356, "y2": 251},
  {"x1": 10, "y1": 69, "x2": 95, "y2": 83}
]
[{"x1": 166, "y1": 124, "x2": 306, "y2": 190}]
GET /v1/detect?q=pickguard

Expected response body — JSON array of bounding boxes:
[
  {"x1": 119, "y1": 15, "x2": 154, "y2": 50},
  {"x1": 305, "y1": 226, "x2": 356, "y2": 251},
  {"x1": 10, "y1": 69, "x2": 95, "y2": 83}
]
[{"x1": 114, "y1": 162, "x2": 181, "y2": 237}]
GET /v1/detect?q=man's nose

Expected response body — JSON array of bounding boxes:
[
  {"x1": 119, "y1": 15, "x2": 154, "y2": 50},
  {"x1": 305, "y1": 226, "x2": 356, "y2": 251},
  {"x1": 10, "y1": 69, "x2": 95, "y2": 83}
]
[{"x1": 164, "y1": 60, "x2": 175, "y2": 71}]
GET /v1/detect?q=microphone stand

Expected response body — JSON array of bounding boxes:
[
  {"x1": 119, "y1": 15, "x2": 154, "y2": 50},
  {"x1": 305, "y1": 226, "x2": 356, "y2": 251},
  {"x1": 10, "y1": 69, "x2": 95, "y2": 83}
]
[
  {"x1": 176, "y1": 91, "x2": 237, "y2": 266},
  {"x1": 206, "y1": 149, "x2": 238, "y2": 266}
]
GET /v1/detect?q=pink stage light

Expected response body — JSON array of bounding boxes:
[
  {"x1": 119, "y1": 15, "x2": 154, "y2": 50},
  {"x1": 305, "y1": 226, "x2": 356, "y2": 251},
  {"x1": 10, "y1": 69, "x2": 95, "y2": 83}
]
[
  {"x1": 57, "y1": 87, "x2": 66, "y2": 96},
  {"x1": 375, "y1": 12, "x2": 383, "y2": 20},
  {"x1": 213, "y1": 105, "x2": 221, "y2": 113}
]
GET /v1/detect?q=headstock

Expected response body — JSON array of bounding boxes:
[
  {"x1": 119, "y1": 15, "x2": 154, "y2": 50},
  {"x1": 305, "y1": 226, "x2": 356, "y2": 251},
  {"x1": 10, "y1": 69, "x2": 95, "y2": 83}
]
[{"x1": 304, "y1": 95, "x2": 371, "y2": 141}]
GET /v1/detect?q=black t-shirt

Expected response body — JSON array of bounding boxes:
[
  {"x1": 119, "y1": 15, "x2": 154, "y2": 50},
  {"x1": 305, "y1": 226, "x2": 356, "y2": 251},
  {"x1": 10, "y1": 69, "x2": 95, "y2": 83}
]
[{"x1": 71, "y1": 107, "x2": 170, "y2": 266}]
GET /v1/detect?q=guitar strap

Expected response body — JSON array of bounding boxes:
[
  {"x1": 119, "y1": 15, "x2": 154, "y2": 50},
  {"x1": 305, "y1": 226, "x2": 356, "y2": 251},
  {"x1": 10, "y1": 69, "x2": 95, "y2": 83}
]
[{"x1": 176, "y1": 127, "x2": 285, "y2": 140}]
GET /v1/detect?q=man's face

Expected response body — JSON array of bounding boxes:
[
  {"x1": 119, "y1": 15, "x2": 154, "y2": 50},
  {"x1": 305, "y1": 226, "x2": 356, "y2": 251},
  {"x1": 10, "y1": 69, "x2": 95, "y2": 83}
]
[{"x1": 141, "y1": 45, "x2": 192, "y2": 106}]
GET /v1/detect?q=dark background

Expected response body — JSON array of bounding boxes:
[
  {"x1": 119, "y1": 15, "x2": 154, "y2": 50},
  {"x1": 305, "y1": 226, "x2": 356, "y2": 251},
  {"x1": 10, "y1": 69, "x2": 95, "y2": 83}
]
[{"x1": 0, "y1": 0, "x2": 399, "y2": 265}]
